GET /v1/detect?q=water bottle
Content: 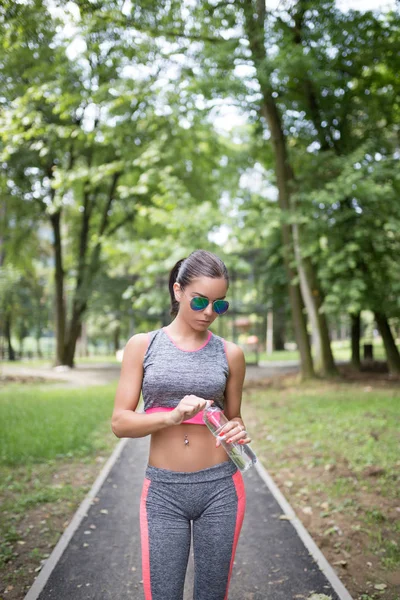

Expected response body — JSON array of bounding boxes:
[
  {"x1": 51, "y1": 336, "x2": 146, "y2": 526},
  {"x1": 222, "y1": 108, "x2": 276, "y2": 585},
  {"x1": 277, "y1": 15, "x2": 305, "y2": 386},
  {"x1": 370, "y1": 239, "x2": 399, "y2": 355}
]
[{"x1": 203, "y1": 401, "x2": 257, "y2": 472}]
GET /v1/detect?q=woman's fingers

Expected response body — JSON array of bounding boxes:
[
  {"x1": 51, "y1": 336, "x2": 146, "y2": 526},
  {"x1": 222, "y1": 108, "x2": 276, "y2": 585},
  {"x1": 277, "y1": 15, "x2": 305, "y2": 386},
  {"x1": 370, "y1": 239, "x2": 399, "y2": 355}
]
[
  {"x1": 178, "y1": 395, "x2": 212, "y2": 420},
  {"x1": 216, "y1": 421, "x2": 251, "y2": 446}
]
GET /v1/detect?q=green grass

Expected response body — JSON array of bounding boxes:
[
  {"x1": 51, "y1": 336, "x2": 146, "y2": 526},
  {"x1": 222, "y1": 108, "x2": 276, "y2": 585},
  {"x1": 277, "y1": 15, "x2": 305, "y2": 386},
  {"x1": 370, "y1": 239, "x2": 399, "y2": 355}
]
[
  {"x1": 0, "y1": 383, "x2": 118, "y2": 466},
  {"x1": 0, "y1": 382, "x2": 120, "y2": 581},
  {"x1": 243, "y1": 338, "x2": 389, "y2": 364},
  {"x1": 246, "y1": 382, "x2": 399, "y2": 477},
  {"x1": 243, "y1": 379, "x2": 400, "y2": 576}
]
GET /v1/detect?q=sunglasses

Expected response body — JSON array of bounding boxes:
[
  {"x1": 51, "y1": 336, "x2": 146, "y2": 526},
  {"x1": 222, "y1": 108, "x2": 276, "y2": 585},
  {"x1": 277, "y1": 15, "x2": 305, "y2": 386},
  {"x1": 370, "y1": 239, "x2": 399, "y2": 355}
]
[{"x1": 180, "y1": 289, "x2": 230, "y2": 315}]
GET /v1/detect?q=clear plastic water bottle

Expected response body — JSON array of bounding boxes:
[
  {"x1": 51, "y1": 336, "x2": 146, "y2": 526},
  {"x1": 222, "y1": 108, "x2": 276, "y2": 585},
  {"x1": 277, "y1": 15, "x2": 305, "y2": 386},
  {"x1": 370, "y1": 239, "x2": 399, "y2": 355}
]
[{"x1": 203, "y1": 401, "x2": 257, "y2": 472}]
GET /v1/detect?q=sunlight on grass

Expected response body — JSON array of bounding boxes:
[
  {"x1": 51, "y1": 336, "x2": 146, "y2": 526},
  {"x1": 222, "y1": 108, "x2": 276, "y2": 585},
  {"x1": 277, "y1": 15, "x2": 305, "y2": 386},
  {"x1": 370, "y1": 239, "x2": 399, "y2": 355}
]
[
  {"x1": 0, "y1": 383, "x2": 118, "y2": 465},
  {"x1": 246, "y1": 383, "x2": 399, "y2": 476},
  {"x1": 242, "y1": 378, "x2": 400, "y2": 574}
]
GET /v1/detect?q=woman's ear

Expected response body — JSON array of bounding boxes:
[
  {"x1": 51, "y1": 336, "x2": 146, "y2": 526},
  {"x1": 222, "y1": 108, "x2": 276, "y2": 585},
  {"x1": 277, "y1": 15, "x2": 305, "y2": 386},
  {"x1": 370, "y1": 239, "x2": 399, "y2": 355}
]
[{"x1": 173, "y1": 282, "x2": 181, "y2": 303}]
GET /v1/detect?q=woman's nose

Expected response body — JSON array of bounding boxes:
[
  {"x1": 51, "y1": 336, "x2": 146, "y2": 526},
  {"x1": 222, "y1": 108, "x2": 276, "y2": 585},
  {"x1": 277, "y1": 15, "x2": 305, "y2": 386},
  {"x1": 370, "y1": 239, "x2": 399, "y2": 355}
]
[{"x1": 204, "y1": 302, "x2": 214, "y2": 317}]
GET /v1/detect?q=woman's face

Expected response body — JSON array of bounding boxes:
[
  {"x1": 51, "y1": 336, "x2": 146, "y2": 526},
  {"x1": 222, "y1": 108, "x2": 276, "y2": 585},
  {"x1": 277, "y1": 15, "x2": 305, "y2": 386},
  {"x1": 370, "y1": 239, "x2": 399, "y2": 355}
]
[{"x1": 174, "y1": 276, "x2": 229, "y2": 330}]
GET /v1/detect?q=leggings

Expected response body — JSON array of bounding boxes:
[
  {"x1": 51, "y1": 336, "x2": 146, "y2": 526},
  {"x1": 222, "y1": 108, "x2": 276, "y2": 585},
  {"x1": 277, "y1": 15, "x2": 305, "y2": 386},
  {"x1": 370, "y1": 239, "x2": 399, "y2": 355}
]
[{"x1": 139, "y1": 460, "x2": 246, "y2": 600}]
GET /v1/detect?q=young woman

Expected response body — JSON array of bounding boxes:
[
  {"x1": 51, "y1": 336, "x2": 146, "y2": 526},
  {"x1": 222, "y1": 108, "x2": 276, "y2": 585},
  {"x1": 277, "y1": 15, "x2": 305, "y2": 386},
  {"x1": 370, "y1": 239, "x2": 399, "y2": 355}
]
[{"x1": 111, "y1": 249, "x2": 251, "y2": 600}]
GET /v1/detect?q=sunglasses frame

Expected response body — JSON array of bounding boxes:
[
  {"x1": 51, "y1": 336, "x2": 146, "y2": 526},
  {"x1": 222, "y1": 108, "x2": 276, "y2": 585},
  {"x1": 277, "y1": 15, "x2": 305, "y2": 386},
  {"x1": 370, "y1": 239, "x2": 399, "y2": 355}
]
[{"x1": 179, "y1": 288, "x2": 230, "y2": 315}]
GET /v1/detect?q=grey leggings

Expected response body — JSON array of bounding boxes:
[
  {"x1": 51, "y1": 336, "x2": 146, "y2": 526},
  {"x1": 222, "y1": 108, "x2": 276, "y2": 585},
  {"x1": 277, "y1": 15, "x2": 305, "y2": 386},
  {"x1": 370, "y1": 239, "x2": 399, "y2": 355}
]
[{"x1": 139, "y1": 460, "x2": 246, "y2": 600}]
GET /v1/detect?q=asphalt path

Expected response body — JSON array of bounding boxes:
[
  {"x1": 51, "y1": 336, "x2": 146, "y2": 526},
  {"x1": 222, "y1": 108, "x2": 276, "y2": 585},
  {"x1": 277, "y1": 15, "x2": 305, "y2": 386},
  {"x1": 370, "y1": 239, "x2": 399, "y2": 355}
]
[
  {"x1": 2, "y1": 360, "x2": 299, "y2": 388},
  {"x1": 25, "y1": 436, "x2": 352, "y2": 600},
  {"x1": 6, "y1": 358, "x2": 353, "y2": 599}
]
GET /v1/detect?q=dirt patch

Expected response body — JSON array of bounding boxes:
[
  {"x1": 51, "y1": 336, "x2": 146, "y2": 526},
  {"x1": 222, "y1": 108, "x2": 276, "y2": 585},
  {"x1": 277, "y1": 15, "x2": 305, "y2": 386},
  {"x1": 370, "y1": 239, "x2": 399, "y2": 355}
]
[
  {"x1": 243, "y1": 366, "x2": 400, "y2": 600},
  {"x1": 0, "y1": 374, "x2": 56, "y2": 386},
  {"x1": 1, "y1": 457, "x2": 107, "y2": 600},
  {"x1": 267, "y1": 457, "x2": 400, "y2": 599}
]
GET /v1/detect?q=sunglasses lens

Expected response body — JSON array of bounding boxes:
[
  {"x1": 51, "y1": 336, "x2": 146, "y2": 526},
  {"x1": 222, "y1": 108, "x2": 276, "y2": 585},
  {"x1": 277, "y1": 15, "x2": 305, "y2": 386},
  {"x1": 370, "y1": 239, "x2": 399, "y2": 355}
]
[
  {"x1": 190, "y1": 297, "x2": 209, "y2": 311},
  {"x1": 213, "y1": 300, "x2": 229, "y2": 315}
]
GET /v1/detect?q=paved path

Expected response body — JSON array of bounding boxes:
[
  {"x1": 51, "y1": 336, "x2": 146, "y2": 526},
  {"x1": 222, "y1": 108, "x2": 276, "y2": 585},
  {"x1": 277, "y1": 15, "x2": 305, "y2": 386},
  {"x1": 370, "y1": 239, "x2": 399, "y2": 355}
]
[
  {"x1": 24, "y1": 441, "x2": 353, "y2": 600},
  {"x1": 14, "y1": 358, "x2": 353, "y2": 599},
  {"x1": 1, "y1": 362, "x2": 122, "y2": 387},
  {"x1": 1, "y1": 360, "x2": 299, "y2": 388}
]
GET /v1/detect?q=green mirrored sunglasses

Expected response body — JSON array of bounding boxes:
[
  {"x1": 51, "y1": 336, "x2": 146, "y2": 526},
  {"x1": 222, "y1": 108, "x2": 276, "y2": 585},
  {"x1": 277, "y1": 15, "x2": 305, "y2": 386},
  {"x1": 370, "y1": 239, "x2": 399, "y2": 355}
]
[{"x1": 181, "y1": 289, "x2": 229, "y2": 315}]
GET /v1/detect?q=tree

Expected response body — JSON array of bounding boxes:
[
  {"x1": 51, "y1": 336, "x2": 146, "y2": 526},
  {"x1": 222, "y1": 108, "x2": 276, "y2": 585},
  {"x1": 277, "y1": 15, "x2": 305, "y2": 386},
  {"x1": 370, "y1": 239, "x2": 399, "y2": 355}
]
[{"x1": 1, "y1": 1, "x2": 238, "y2": 366}]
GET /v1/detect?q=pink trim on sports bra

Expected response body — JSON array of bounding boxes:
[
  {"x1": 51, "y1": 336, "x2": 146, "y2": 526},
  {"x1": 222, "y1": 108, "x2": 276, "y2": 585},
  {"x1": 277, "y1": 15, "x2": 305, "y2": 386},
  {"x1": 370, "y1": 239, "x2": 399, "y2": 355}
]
[
  {"x1": 161, "y1": 327, "x2": 212, "y2": 352},
  {"x1": 145, "y1": 406, "x2": 223, "y2": 425}
]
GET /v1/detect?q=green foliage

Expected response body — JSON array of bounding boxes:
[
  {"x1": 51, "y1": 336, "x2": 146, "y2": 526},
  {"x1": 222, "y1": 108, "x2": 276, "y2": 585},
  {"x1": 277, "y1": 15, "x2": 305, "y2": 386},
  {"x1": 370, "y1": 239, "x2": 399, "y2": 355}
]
[
  {"x1": 0, "y1": 0, "x2": 243, "y2": 355},
  {"x1": 2, "y1": 0, "x2": 399, "y2": 358}
]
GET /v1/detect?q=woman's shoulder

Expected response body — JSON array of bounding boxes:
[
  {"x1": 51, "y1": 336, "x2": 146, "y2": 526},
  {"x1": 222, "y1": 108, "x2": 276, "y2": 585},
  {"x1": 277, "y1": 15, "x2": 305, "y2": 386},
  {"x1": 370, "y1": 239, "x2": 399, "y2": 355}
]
[
  {"x1": 221, "y1": 338, "x2": 245, "y2": 363},
  {"x1": 210, "y1": 332, "x2": 244, "y2": 362},
  {"x1": 123, "y1": 328, "x2": 162, "y2": 356}
]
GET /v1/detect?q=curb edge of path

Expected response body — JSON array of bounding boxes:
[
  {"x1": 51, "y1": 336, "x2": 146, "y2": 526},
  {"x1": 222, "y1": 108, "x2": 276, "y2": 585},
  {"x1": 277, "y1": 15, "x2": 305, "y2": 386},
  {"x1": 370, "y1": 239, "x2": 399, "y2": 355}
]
[
  {"x1": 24, "y1": 438, "x2": 354, "y2": 600},
  {"x1": 254, "y1": 459, "x2": 354, "y2": 600},
  {"x1": 23, "y1": 437, "x2": 129, "y2": 600}
]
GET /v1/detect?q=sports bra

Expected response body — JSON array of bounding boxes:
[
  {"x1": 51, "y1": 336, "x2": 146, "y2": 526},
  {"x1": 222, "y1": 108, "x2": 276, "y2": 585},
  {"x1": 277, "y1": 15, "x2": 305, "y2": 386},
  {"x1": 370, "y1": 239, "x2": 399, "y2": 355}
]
[{"x1": 141, "y1": 327, "x2": 229, "y2": 425}]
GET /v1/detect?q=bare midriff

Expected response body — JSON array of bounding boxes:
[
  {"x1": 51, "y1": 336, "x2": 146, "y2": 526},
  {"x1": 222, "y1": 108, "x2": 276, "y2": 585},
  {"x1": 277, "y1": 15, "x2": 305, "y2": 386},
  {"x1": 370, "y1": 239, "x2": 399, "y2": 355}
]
[{"x1": 148, "y1": 424, "x2": 230, "y2": 472}]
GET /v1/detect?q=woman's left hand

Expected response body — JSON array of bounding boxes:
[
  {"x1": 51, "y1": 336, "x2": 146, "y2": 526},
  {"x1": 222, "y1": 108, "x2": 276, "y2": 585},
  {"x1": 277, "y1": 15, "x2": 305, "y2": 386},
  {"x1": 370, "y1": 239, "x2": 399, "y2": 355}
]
[{"x1": 215, "y1": 420, "x2": 251, "y2": 447}]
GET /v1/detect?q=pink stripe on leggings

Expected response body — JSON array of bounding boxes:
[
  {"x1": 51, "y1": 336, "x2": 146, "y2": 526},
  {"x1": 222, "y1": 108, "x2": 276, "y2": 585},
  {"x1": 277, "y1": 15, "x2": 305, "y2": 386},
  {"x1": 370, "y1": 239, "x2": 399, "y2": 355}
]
[
  {"x1": 140, "y1": 478, "x2": 152, "y2": 600},
  {"x1": 224, "y1": 470, "x2": 246, "y2": 599}
]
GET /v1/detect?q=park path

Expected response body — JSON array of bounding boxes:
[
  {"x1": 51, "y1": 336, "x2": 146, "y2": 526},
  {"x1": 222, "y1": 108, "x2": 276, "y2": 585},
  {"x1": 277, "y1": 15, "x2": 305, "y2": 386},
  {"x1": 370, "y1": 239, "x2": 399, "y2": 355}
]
[
  {"x1": 12, "y1": 357, "x2": 354, "y2": 600},
  {"x1": 1, "y1": 359, "x2": 299, "y2": 388},
  {"x1": 25, "y1": 434, "x2": 353, "y2": 600}
]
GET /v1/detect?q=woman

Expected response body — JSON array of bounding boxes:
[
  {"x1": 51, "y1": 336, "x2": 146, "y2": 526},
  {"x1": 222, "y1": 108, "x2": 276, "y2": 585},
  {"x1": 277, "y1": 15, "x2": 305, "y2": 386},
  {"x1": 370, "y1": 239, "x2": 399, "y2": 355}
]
[{"x1": 111, "y1": 249, "x2": 251, "y2": 600}]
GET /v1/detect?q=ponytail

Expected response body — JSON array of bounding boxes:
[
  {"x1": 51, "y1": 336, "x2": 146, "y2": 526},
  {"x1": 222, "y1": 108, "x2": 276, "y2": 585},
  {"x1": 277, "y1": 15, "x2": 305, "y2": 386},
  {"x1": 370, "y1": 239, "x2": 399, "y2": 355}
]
[{"x1": 168, "y1": 258, "x2": 186, "y2": 317}]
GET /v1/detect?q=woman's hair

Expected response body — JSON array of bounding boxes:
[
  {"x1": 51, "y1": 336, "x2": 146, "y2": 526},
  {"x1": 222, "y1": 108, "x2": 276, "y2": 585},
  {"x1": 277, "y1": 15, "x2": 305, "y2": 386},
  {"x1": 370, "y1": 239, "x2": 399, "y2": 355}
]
[{"x1": 168, "y1": 249, "x2": 229, "y2": 317}]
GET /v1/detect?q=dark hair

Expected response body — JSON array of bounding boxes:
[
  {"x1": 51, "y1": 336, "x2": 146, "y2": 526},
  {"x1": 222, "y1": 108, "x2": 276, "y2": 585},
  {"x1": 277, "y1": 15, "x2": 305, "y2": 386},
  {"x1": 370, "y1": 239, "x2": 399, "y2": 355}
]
[{"x1": 168, "y1": 249, "x2": 229, "y2": 317}]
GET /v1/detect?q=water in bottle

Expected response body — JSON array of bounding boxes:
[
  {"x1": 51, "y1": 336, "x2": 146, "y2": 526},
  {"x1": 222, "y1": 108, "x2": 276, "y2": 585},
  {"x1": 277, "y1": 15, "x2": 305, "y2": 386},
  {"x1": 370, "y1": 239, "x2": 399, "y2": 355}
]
[{"x1": 203, "y1": 401, "x2": 257, "y2": 472}]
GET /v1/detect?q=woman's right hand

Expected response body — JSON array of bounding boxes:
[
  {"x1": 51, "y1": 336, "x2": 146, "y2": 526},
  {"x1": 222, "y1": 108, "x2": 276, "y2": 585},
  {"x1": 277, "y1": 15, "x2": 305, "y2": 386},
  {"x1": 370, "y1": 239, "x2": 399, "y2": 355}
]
[{"x1": 168, "y1": 395, "x2": 213, "y2": 426}]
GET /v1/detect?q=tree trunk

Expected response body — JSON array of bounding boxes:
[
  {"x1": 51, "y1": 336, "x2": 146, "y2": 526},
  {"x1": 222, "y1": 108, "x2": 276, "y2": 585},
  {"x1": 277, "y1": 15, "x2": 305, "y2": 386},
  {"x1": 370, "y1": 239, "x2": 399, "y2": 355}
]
[
  {"x1": 374, "y1": 312, "x2": 400, "y2": 375},
  {"x1": 289, "y1": 0, "x2": 338, "y2": 376},
  {"x1": 292, "y1": 227, "x2": 337, "y2": 376},
  {"x1": 266, "y1": 310, "x2": 273, "y2": 354},
  {"x1": 64, "y1": 309, "x2": 86, "y2": 367},
  {"x1": 273, "y1": 304, "x2": 286, "y2": 351},
  {"x1": 19, "y1": 334, "x2": 25, "y2": 357},
  {"x1": 350, "y1": 312, "x2": 361, "y2": 369},
  {"x1": 36, "y1": 334, "x2": 43, "y2": 358},
  {"x1": 0, "y1": 200, "x2": 5, "y2": 267},
  {"x1": 50, "y1": 211, "x2": 66, "y2": 367},
  {"x1": 242, "y1": 2, "x2": 314, "y2": 378},
  {"x1": 79, "y1": 321, "x2": 89, "y2": 357},
  {"x1": 62, "y1": 173, "x2": 120, "y2": 367},
  {"x1": 114, "y1": 325, "x2": 120, "y2": 353},
  {"x1": 5, "y1": 314, "x2": 15, "y2": 361}
]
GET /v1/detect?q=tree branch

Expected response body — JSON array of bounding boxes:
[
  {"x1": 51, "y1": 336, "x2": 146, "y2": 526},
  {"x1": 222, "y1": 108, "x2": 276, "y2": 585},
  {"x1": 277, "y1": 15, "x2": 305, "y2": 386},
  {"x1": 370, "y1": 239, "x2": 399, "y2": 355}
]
[
  {"x1": 98, "y1": 172, "x2": 121, "y2": 237},
  {"x1": 106, "y1": 210, "x2": 137, "y2": 237}
]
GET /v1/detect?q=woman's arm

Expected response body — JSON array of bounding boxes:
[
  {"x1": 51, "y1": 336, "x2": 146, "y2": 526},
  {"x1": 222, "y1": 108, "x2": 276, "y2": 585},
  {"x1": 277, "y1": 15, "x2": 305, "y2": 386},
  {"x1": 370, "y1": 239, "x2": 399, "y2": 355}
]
[
  {"x1": 111, "y1": 334, "x2": 210, "y2": 438},
  {"x1": 111, "y1": 333, "x2": 174, "y2": 438},
  {"x1": 216, "y1": 340, "x2": 251, "y2": 447}
]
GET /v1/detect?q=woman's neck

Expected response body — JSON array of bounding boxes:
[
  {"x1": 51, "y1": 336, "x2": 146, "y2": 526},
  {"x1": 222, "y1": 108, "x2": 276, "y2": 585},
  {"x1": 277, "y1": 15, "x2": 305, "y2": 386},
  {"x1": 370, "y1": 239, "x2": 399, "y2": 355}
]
[{"x1": 165, "y1": 317, "x2": 209, "y2": 342}]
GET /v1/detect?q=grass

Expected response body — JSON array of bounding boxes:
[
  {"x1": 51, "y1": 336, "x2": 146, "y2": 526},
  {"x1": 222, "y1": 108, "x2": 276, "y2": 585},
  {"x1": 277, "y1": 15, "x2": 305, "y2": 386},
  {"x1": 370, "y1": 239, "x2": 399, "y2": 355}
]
[
  {"x1": 244, "y1": 338, "x2": 388, "y2": 364},
  {"x1": 0, "y1": 383, "x2": 117, "y2": 465},
  {"x1": 0, "y1": 382, "x2": 119, "y2": 586},
  {"x1": 245, "y1": 380, "x2": 399, "y2": 479},
  {"x1": 241, "y1": 376, "x2": 400, "y2": 581},
  {"x1": 1, "y1": 374, "x2": 399, "y2": 598}
]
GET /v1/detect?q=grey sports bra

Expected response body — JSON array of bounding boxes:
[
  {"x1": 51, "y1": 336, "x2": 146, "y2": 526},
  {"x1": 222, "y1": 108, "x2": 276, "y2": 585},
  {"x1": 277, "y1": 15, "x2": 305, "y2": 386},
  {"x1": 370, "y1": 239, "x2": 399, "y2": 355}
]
[{"x1": 141, "y1": 327, "x2": 229, "y2": 422}]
